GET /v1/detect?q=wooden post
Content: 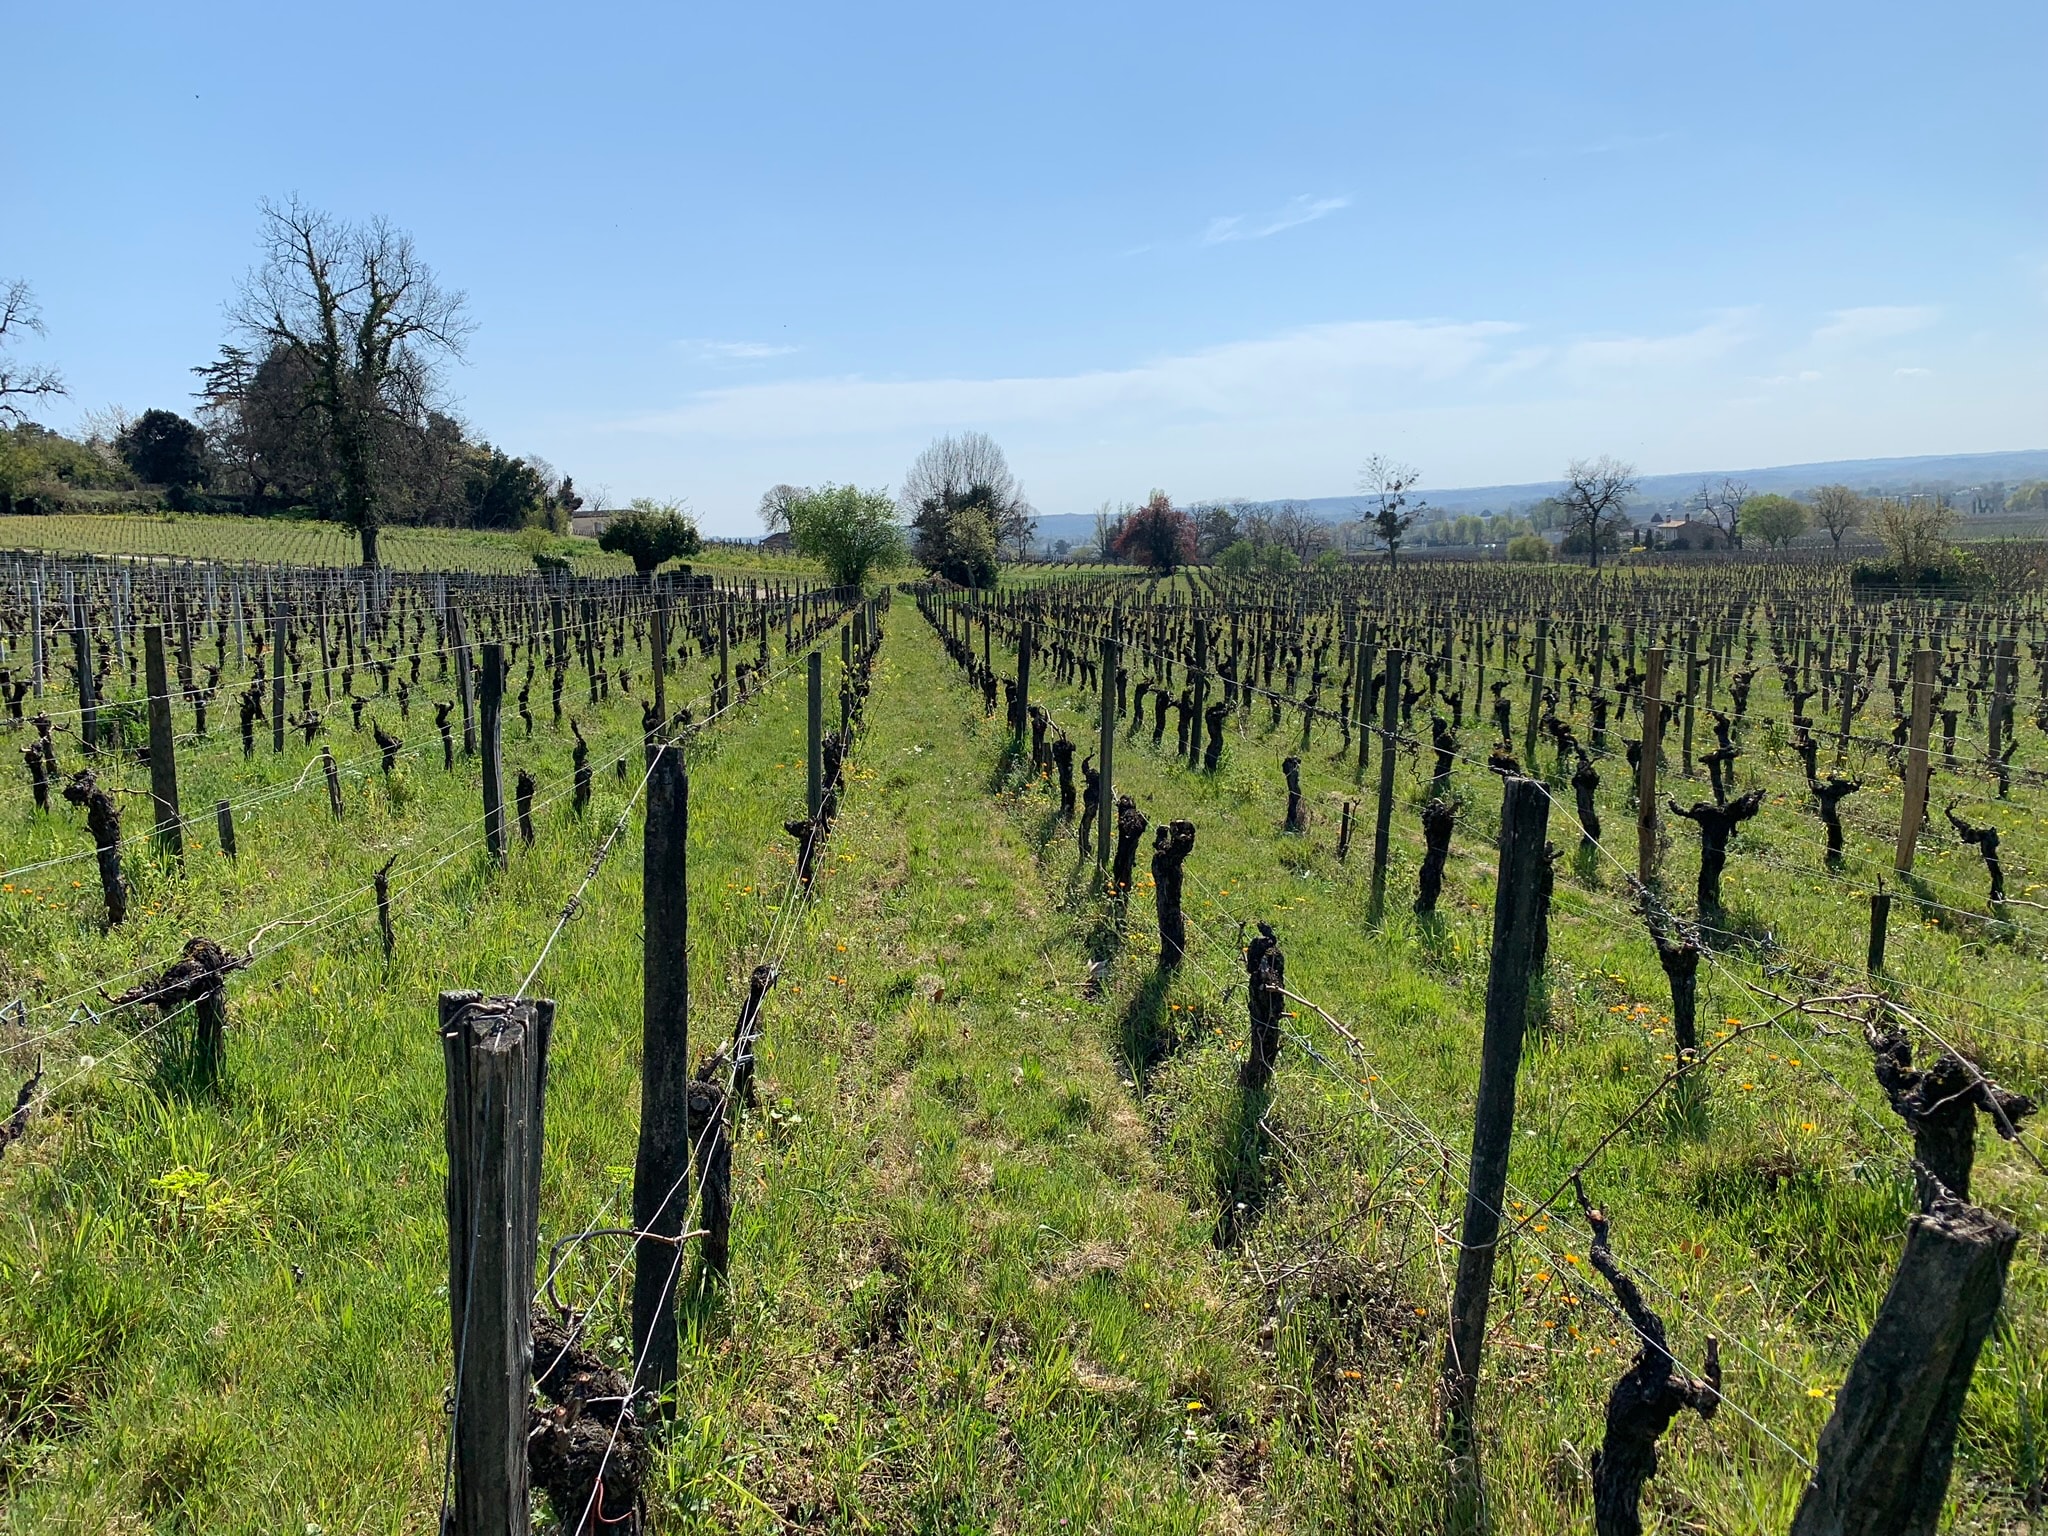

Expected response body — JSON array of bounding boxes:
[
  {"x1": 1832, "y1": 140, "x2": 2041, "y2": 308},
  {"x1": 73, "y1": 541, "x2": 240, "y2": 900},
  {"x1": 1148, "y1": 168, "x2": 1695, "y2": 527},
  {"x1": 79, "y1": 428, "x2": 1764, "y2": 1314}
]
[
  {"x1": 1187, "y1": 618, "x2": 1207, "y2": 770},
  {"x1": 1788, "y1": 1191, "x2": 2019, "y2": 1536},
  {"x1": 439, "y1": 991, "x2": 552, "y2": 1536},
  {"x1": 807, "y1": 650, "x2": 823, "y2": 819},
  {"x1": 716, "y1": 608, "x2": 731, "y2": 713},
  {"x1": 1016, "y1": 620, "x2": 1034, "y2": 736},
  {"x1": 1440, "y1": 775, "x2": 1552, "y2": 1456},
  {"x1": 271, "y1": 602, "x2": 288, "y2": 754},
  {"x1": 1368, "y1": 650, "x2": 1403, "y2": 924},
  {"x1": 1868, "y1": 650, "x2": 1937, "y2": 971},
  {"x1": 453, "y1": 608, "x2": 477, "y2": 757},
  {"x1": 1354, "y1": 632, "x2": 1376, "y2": 781},
  {"x1": 1895, "y1": 650, "x2": 1937, "y2": 875},
  {"x1": 1522, "y1": 618, "x2": 1547, "y2": 764},
  {"x1": 481, "y1": 643, "x2": 505, "y2": 864},
  {"x1": 1637, "y1": 648, "x2": 1666, "y2": 889},
  {"x1": 1681, "y1": 646, "x2": 1698, "y2": 776},
  {"x1": 1098, "y1": 638, "x2": 1118, "y2": 871},
  {"x1": 29, "y1": 572, "x2": 44, "y2": 697},
  {"x1": 1988, "y1": 636, "x2": 2016, "y2": 785},
  {"x1": 143, "y1": 624, "x2": 182, "y2": 858},
  {"x1": 650, "y1": 587, "x2": 669, "y2": 725},
  {"x1": 215, "y1": 799, "x2": 236, "y2": 860},
  {"x1": 633, "y1": 748, "x2": 689, "y2": 1404},
  {"x1": 72, "y1": 623, "x2": 98, "y2": 755}
]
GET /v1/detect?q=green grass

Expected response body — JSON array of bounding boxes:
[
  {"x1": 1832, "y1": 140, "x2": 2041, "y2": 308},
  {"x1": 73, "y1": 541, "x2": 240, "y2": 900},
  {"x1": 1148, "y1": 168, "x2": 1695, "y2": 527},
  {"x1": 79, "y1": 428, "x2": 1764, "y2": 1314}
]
[
  {"x1": 0, "y1": 590, "x2": 2041, "y2": 1532},
  {"x1": 0, "y1": 512, "x2": 824, "y2": 582}
]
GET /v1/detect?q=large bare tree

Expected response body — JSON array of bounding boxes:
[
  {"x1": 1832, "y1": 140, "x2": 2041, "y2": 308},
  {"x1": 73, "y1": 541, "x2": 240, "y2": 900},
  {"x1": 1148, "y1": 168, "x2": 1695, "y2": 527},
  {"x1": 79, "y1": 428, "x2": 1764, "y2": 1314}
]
[
  {"x1": 1810, "y1": 483, "x2": 1865, "y2": 548},
  {"x1": 900, "y1": 431, "x2": 1035, "y2": 559},
  {"x1": 0, "y1": 280, "x2": 66, "y2": 426},
  {"x1": 232, "y1": 198, "x2": 469, "y2": 566},
  {"x1": 1694, "y1": 476, "x2": 1752, "y2": 549},
  {"x1": 1560, "y1": 456, "x2": 1639, "y2": 569}
]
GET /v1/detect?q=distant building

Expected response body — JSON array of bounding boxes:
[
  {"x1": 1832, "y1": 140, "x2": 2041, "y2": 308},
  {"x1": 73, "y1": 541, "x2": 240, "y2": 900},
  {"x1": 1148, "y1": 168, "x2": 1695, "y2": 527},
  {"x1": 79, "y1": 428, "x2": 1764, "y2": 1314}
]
[
  {"x1": 760, "y1": 530, "x2": 794, "y2": 554},
  {"x1": 1649, "y1": 516, "x2": 1729, "y2": 552},
  {"x1": 571, "y1": 509, "x2": 621, "y2": 539}
]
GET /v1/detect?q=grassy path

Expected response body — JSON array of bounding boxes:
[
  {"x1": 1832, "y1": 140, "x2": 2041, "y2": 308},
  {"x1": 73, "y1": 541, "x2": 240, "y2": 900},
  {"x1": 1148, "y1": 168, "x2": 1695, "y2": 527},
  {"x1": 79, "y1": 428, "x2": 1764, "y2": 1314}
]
[{"x1": 676, "y1": 612, "x2": 1266, "y2": 1532}]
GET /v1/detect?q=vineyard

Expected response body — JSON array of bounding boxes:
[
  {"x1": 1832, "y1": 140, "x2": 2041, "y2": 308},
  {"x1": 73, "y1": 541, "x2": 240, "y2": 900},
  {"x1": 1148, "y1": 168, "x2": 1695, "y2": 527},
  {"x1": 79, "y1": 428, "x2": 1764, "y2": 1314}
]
[
  {"x1": 0, "y1": 546, "x2": 2042, "y2": 1533},
  {"x1": 0, "y1": 514, "x2": 816, "y2": 580}
]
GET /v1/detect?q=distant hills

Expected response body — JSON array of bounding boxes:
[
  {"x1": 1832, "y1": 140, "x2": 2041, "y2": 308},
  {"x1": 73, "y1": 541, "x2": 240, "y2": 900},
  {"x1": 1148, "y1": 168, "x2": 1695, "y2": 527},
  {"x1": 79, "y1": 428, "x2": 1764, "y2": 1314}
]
[{"x1": 1028, "y1": 448, "x2": 2048, "y2": 550}]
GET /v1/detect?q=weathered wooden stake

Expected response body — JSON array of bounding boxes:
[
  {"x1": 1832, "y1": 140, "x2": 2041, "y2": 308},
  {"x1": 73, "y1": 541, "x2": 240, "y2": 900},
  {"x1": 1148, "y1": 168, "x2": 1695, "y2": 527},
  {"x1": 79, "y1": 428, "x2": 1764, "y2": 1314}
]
[
  {"x1": 453, "y1": 607, "x2": 477, "y2": 757},
  {"x1": 439, "y1": 991, "x2": 552, "y2": 1536},
  {"x1": 481, "y1": 643, "x2": 505, "y2": 864},
  {"x1": 1440, "y1": 775, "x2": 1552, "y2": 1461},
  {"x1": 1788, "y1": 1190, "x2": 2019, "y2": 1536},
  {"x1": 1872, "y1": 650, "x2": 1936, "y2": 972},
  {"x1": 271, "y1": 602, "x2": 288, "y2": 753},
  {"x1": 1097, "y1": 638, "x2": 1118, "y2": 872},
  {"x1": 215, "y1": 798, "x2": 236, "y2": 859},
  {"x1": 807, "y1": 650, "x2": 823, "y2": 820},
  {"x1": 1636, "y1": 648, "x2": 1666, "y2": 889},
  {"x1": 633, "y1": 748, "x2": 690, "y2": 1406},
  {"x1": 1368, "y1": 649, "x2": 1403, "y2": 924},
  {"x1": 143, "y1": 625, "x2": 182, "y2": 858}
]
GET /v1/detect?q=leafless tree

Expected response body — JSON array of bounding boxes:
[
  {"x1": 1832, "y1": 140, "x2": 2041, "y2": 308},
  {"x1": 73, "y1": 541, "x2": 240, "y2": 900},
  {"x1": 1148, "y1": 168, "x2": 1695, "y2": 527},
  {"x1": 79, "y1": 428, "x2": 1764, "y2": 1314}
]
[
  {"x1": 899, "y1": 431, "x2": 1035, "y2": 558},
  {"x1": 231, "y1": 198, "x2": 470, "y2": 566},
  {"x1": 0, "y1": 280, "x2": 66, "y2": 426},
  {"x1": 1268, "y1": 501, "x2": 1332, "y2": 559},
  {"x1": 757, "y1": 483, "x2": 810, "y2": 535},
  {"x1": 1694, "y1": 476, "x2": 1751, "y2": 549},
  {"x1": 1092, "y1": 501, "x2": 1127, "y2": 561},
  {"x1": 1560, "y1": 456, "x2": 1639, "y2": 570},
  {"x1": 1810, "y1": 483, "x2": 1865, "y2": 548},
  {"x1": 1358, "y1": 454, "x2": 1424, "y2": 565}
]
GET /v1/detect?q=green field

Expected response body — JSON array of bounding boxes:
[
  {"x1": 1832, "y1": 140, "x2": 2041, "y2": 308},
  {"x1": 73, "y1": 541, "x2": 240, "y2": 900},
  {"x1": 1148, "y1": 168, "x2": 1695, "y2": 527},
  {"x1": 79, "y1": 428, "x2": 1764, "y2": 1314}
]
[
  {"x1": 0, "y1": 557, "x2": 2042, "y2": 1533},
  {"x1": 0, "y1": 513, "x2": 823, "y2": 582}
]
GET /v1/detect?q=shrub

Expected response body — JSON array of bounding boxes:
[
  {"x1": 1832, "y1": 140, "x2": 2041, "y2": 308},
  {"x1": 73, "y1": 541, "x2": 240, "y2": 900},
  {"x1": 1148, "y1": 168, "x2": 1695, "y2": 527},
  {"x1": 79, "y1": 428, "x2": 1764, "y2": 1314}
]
[
  {"x1": 787, "y1": 484, "x2": 906, "y2": 589},
  {"x1": 1506, "y1": 534, "x2": 1550, "y2": 563},
  {"x1": 597, "y1": 501, "x2": 701, "y2": 575}
]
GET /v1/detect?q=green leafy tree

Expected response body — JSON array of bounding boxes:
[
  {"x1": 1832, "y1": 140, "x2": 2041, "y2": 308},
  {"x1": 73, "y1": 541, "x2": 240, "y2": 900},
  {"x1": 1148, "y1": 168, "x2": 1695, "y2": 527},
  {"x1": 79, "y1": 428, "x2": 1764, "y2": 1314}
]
[
  {"x1": 1217, "y1": 538, "x2": 1258, "y2": 575},
  {"x1": 461, "y1": 444, "x2": 546, "y2": 529},
  {"x1": 1506, "y1": 533, "x2": 1550, "y2": 563},
  {"x1": 598, "y1": 500, "x2": 701, "y2": 575},
  {"x1": 1312, "y1": 548, "x2": 1344, "y2": 572},
  {"x1": 1738, "y1": 493, "x2": 1808, "y2": 549},
  {"x1": 1871, "y1": 496, "x2": 1954, "y2": 573},
  {"x1": 787, "y1": 484, "x2": 906, "y2": 589},
  {"x1": 1111, "y1": 492, "x2": 1196, "y2": 572},
  {"x1": 1259, "y1": 543, "x2": 1301, "y2": 575},
  {"x1": 117, "y1": 409, "x2": 210, "y2": 488}
]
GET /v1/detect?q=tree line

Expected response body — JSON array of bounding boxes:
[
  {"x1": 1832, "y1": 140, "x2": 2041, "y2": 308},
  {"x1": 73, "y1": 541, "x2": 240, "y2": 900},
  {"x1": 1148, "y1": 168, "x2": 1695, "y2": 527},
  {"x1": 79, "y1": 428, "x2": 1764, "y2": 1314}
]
[{"x1": 1, "y1": 201, "x2": 593, "y2": 565}]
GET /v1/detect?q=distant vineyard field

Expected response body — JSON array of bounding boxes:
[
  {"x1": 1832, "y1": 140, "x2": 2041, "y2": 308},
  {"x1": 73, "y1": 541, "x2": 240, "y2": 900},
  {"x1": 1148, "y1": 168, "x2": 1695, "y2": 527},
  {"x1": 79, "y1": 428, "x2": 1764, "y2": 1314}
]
[{"x1": 0, "y1": 512, "x2": 821, "y2": 580}]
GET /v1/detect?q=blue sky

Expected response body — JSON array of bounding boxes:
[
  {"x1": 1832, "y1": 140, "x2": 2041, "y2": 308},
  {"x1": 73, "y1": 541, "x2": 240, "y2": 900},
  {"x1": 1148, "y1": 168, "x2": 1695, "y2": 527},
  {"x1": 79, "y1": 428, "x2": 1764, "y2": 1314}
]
[{"x1": 7, "y1": 1, "x2": 2045, "y2": 532}]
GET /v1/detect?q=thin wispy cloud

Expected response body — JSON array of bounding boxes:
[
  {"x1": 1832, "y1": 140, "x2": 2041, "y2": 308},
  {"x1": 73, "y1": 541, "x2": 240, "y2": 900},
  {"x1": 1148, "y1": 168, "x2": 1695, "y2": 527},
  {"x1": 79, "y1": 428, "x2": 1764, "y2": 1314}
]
[
  {"x1": 677, "y1": 338, "x2": 800, "y2": 361},
  {"x1": 1810, "y1": 306, "x2": 1938, "y2": 346},
  {"x1": 1201, "y1": 193, "x2": 1350, "y2": 245},
  {"x1": 614, "y1": 318, "x2": 1517, "y2": 439},
  {"x1": 1514, "y1": 129, "x2": 1679, "y2": 159}
]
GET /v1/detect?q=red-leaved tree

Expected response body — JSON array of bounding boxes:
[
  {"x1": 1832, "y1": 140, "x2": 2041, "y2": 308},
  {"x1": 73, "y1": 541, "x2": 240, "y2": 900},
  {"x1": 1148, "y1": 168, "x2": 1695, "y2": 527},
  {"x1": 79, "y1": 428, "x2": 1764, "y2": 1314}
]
[{"x1": 1113, "y1": 492, "x2": 1197, "y2": 572}]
